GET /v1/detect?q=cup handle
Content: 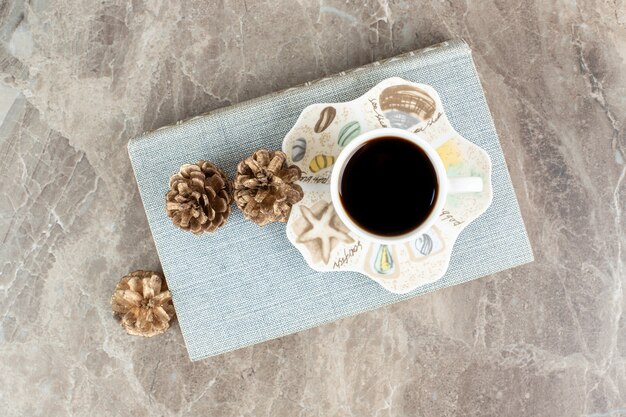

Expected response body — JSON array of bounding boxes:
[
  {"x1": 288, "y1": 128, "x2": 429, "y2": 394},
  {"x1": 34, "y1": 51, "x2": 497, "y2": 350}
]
[{"x1": 447, "y1": 177, "x2": 483, "y2": 194}]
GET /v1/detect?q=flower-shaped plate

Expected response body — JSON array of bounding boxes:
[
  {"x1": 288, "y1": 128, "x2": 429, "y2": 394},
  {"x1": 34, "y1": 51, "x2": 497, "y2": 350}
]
[{"x1": 282, "y1": 77, "x2": 492, "y2": 294}]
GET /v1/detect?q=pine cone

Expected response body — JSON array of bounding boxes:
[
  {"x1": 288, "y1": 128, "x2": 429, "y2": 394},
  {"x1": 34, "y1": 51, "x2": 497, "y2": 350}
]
[
  {"x1": 166, "y1": 161, "x2": 232, "y2": 234},
  {"x1": 233, "y1": 149, "x2": 304, "y2": 226},
  {"x1": 111, "y1": 271, "x2": 175, "y2": 337}
]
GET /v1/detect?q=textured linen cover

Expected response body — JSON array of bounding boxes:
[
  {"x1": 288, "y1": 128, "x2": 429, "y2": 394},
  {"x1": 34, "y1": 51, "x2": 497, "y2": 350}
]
[{"x1": 128, "y1": 39, "x2": 533, "y2": 361}]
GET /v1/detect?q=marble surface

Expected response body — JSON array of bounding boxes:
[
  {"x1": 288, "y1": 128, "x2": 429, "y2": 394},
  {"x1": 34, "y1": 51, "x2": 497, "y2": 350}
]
[{"x1": 0, "y1": 0, "x2": 624, "y2": 415}]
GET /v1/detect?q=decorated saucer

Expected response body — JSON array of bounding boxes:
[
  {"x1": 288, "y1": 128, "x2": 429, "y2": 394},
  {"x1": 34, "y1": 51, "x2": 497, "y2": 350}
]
[{"x1": 281, "y1": 77, "x2": 493, "y2": 294}]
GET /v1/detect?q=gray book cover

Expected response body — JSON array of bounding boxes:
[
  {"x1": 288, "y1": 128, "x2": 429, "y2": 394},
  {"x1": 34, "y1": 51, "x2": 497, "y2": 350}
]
[{"x1": 128, "y1": 39, "x2": 532, "y2": 361}]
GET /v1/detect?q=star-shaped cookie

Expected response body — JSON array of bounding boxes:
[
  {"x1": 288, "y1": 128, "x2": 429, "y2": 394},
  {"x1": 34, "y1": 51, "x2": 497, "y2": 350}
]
[{"x1": 296, "y1": 202, "x2": 353, "y2": 264}]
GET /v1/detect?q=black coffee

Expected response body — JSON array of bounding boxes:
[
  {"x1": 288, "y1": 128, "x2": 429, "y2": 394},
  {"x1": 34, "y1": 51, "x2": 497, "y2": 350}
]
[{"x1": 339, "y1": 137, "x2": 438, "y2": 236}]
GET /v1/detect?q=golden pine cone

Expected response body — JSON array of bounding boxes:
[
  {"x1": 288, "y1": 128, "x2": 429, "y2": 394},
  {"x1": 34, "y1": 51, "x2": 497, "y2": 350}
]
[
  {"x1": 233, "y1": 149, "x2": 304, "y2": 226},
  {"x1": 111, "y1": 271, "x2": 176, "y2": 337},
  {"x1": 166, "y1": 161, "x2": 232, "y2": 234}
]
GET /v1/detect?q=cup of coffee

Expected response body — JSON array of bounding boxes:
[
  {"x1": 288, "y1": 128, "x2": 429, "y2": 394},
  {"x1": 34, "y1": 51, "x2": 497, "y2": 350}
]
[{"x1": 330, "y1": 128, "x2": 483, "y2": 244}]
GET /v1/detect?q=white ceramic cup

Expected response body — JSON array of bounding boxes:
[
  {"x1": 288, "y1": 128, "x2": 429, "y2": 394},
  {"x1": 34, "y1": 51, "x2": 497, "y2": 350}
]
[{"x1": 330, "y1": 128, "x2": 483, "y2": 244}]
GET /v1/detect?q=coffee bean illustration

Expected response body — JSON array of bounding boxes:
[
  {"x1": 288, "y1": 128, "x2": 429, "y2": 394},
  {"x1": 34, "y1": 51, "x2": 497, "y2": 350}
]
[{"x1": 314, "y1": 106, "x2": 336, "y2": 133}]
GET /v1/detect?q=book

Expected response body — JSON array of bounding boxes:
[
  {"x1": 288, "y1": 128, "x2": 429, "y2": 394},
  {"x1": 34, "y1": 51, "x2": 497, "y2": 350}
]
[{"x1": 128, "y1": 39, "x2": 533, "y2": 361}]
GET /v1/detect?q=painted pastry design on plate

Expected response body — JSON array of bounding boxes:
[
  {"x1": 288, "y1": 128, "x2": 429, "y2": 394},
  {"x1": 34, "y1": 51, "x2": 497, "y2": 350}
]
[{"x1": 379, "y1": 84, "x2": 437, "y2": 129}]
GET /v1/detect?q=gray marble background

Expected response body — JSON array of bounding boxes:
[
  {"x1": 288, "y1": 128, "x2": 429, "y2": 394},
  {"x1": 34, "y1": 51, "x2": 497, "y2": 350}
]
[{"x1": 0, "y1": 1, "x2": 624, "y2": 416}]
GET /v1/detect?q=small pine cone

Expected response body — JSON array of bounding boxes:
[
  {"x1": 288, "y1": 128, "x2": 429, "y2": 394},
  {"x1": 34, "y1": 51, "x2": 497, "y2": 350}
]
[
  {"x1": 111, "y1": 271, "x2": 176, "y2": 337},
  {"x1": 233, "y1": 149, "x2": 304, "y2": 226},
  {"x1": 166, "y1": 161, "x2": 232, "y2": 234}
]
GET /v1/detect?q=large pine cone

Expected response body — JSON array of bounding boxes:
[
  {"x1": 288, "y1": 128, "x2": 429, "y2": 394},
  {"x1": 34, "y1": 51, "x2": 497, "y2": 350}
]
[
  {"x1": 233, "y1": 150, "x2": 304, "y2": 226},
  {"x1": 166, "y1": 161, "x2": 232, "y2": 234},
  {"x1": 111, "y1": 271, "x2": 175, "y2": 337}
]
